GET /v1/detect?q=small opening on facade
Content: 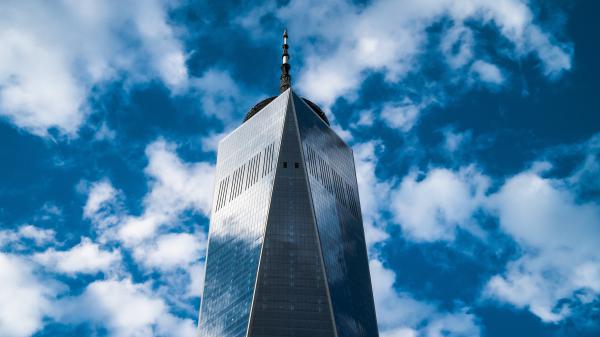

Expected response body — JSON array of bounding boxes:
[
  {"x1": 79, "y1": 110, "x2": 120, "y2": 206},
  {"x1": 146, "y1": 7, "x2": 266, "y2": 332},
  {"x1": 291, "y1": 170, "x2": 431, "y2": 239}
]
[
  {"x1": 283, "y1": 161, "x2": 288, "y2": 168},
  {"x1": 294, "y1": 162, "x2": 299, "y2": 168}
]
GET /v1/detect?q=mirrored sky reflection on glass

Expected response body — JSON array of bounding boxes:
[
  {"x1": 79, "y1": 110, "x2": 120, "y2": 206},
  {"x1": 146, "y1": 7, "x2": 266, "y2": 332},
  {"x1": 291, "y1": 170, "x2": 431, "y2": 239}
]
[{"x1": 0, "y1": 1, "x2": 599, "y2": 336}]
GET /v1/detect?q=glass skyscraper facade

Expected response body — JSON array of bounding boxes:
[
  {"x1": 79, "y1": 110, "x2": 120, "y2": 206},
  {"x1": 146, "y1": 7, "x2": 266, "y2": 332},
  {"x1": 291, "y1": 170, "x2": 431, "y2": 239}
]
[{"x1": 198, "y1": 88, "x2": 379, "y2": 337}]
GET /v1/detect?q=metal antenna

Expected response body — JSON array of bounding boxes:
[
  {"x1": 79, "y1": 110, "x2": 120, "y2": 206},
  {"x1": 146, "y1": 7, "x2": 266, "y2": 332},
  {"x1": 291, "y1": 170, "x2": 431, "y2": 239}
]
[{"x1": 280, "y1": 29, "x2": 291, "y2": 93}]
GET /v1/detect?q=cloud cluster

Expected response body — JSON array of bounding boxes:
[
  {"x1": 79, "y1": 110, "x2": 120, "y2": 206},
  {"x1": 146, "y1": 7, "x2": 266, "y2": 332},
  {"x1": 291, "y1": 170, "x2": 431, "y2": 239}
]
[
  {"x1": 238, "y1": 0, "x2": 572, "y2": 134},
  {"x1": 485, "y1": 171, "x2": 600, "y2": 322},
  {"x1": 118, "y1": 139, "x2": 213, "y2": 245},
  {"x1": 370, "y1": 259, "x2": 481, "y2": 337},
  {"x1": 53, "y1": 278, "x2": 196, "y2": 337},
  {"x1": 381, "y1": 139, "x2": 600, "y2": 323},
  {"x1": 282, "y1": 0, "x2": 572, "y2": 107},
  {"x1": 0, "y1": 138, "x2": 213, "y2": 336},
  {"x1": 83, "y1": 139, "x2": 212, "y2": 324},
  {"x1": 353, "y1": 141, "x2": 392, "y2": 246},
  {"x1": 0, "y1": 224, "x2": 55, "y2": 250},
  {"x1": 0, "y1": 253, "x2": 55, "y2": 337},
  {"x1": 84, "y1": 139, "x2": 213, "y2": 300},
  {"x1": 34, "y1": 238, "x2": 121, "y2": 276},
  {"x1": 390, "y1": 166, "x2": 489, "y2": 242},
  {"x1": 191, "y1": 69, "x2": 259, "y2": 124},
  {"x1": 0, "y1": 0, "x2": 187, "y2": 136},
  {"x1": 353, "y1": 140, "x2": 488, "y2": 335}
]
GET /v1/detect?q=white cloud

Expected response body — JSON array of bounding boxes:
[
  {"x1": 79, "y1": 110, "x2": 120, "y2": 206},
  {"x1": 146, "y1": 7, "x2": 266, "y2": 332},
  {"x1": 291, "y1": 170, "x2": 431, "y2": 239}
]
[
  {"x1": 354, "y1": 109, "x2": 375, "y2": 127},
  {"x1": 353, "y1": 141, "x2": 391, "y2": 246},
  {"x1": 186, "y1": 262, "x2": 206, "y2": 298},
  {"x1": 0, "y1": 27, "x2": 84, "y2": 136},
  {"x1": 133, "y1": 232, "x2": 205, "y2": 271},
  {"x1": 0, "y1": 0, "x2": 187, "y2": 136},
  {"x1": 381, "y1": 327, "x2": 418, "y2": 337},
  {"x1": 0, "y1": 253, "x2": 55, "y2": 337},
  {"x1": 81, "y1": 180, "x2": 124, "y2": 243},
  {"x1": 442, "y1": 128, "x2": 472, "y2": 153},
  {"x1": 385, "y1": 142, "x2": 600, "y2": 323},
  {"x1": 192, "y1": 69, "x2": 244, "y2": 123},
  {"x1": 190, "y1": 68, "x2": 264, "y2": 126},
  {"x1": 262, "y1": 0, "x2": 572, "y2": 107},
  {"x1": 566, "y1": 133, "x2": 600, "y2": 196},
  {"x1": 76, "y1": 139, "x2": 211, "y2": 312},
  {"x1": 370, "y1": 259, "x2": 481, "y2": 337},
  {"x1": 0, "y1": 225, "x2": 56, "y2": 247},
  {"x1": 423, "y1": 309, "x2": 481, "y2": 337},
  {"x1": 470, "y1": 60, "x2": 504, "y2": 85},
  {"x1": 144, "y1": 140, "x2": 214, "y2": 216},
  {"x1": 0, "y1": 225, "x2": 56, "y2": 250},
  {"x1": 84, "y1": 180, "x2": 118, "y2": 218},
  {"x1": 485, "y1": 171, "x2": 600, "y2": 322},
  {"x1": 118, "y1": 139, "x2": 214, "y2": 244},
  {"x1": 441, "y1": 24, "x2": 474, "y2": 69},
  {"x1": 34, "y1": 237, "x2": 121, "y2": 275},
  {"x1": 389, "y1": 166, "x2": 489, "y2": 241},
  {"x1": 380, "y1": 101, "x2": 421, "y2": 132},
  {"x1": 370, "y1": 259, "x2": 433, "y2": 330},
  {"x1": 94, "y1": 122, "x2": 117, "y2": 141},
  {"x1": 527, "y1": 26, "x2": 573, "y2": 78},
  {"x1": 17, "y1": 225, "x2": 56, "y2": 245},
  {"x1": 54, "y1": 278, "x2": 195, "y2": 337}
]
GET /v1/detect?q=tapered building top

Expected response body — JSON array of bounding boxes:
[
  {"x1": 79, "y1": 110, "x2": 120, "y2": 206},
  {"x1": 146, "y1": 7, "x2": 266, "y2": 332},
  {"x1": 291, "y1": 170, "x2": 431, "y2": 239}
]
[
  {"x1": 243, "y1": 29, "x2": 331, "y2": 125},
  {"x1": 280, "y1": 29, "x2": 291, "y2": 93}
]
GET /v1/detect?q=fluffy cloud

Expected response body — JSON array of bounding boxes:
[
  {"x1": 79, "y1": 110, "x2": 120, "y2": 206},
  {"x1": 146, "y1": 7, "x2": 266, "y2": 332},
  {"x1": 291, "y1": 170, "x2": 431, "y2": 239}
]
[
  {"x1": 485, "y1": 171, "x2": 600, "y2": 322},
  {"x1": 470, "y1": 60, "x2": 505, "y2": 85},
  {"x1": 0, "y1": 253, "x2": 55, "y2": 337},
  {"x1": 133, "y1": 232, "x2": 205, "y2": 271},
  {"x1": 34, "y1": 237, "x2": 121, "y2": 275},
  {"x1": 78, "y1": 139, "x2": 212, "y2": 309},
  {"x1": 1, "y1": 138, "x2": 211, "y2": 336},
  {"x1": 353, "y1": 141, "x2": 391, "y2": 246},
  {"x1": 255, "y1": 0, "x2": 572, "y2": 108},
  {"x1": 84, "y1": 180, "x2": 118, "y2": 218},
  {"x1": 389, "y1": 166, "x2": 489, "y2": 241},
  {"x1": 82, "y1": 180, "x2": 125, "y2": 244},
  {"x1": 441, "y1": 24, "x2": 474, "y2": 69},
  {"x1": 385, "y1": 142, "x2": 600, "y2": 323},
  {"x1": 0, "y1": 224, "x2": 55, "y2": 249},
  {"x1": 0, "y1": 0, "x2": 187, "y2": 136},
  {"x1": 142, "y1": 139, "x2": 214, "y2": 215},
  {"x1": 442, "y1": 128, "x2": 473, "y2": 154},
  {"x1": 186, "y1": 262, "x2": 206, "y2": 298},
  {"x1": 79, "y1": 139, "x2": 211, "y2": 312},
  {"x1": 380, "y1": 101, "x2": 422, "y2": 132},
  {"x1": 370, "y1": 259, "x2": 481, "y2": 337},
  {"x1": 191, "y1": 69, "x2": 257, "y2": 124},
  {"x1": 54, "y1": 278, "x2": 195, "y2": 337},
  {"x1": 118, "y1": 139, "x2": 214, "y2": 244}
]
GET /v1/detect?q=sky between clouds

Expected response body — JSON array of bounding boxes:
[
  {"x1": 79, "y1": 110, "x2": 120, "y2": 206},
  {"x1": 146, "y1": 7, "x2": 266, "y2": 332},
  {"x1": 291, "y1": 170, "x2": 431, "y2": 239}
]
[{"x1": 0, "y1": 0, "x2": 599, "y2": 336}]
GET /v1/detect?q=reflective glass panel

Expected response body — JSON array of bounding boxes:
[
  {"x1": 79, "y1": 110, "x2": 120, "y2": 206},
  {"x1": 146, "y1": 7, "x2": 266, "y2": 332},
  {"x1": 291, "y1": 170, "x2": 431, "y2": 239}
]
[
  {"x1": 198, "y1": 91, "x2": 290, "y2": 337},
  {"x1": 248, "y1": 98, "x2": 335, "y2": 337},
  {"x1": 293, "y1": 93, "x2": 379, "y2": 337}
]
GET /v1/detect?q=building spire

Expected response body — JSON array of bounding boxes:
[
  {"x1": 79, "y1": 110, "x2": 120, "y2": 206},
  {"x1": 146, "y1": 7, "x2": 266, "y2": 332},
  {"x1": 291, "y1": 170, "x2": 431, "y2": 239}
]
[{"x1": 280, "y1": 29, "x2": 291, "y2": 93}]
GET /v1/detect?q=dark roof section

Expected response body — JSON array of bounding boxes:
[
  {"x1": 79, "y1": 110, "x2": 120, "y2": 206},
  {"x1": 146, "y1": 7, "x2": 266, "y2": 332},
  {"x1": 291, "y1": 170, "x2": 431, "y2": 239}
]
[
  {"x1": 243, "y1": 97, "x2": 276, "y2": 123},
  {"x1": 243, "y1": 96, "x2": 330, "y2": 125},
  {"x1": 301, "y1": 98, "x2": 330, "y2": 125}
]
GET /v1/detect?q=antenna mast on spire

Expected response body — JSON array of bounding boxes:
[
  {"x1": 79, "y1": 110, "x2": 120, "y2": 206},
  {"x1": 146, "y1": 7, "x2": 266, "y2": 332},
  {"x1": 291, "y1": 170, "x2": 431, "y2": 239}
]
[{"x1": 280, "y1": 29, "x2": 291, "y2": 93}]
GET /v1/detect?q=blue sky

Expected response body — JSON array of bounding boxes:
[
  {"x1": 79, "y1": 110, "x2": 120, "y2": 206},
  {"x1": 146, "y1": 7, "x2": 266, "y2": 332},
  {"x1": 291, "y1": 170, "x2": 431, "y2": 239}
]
[{"x1": 0, "y1": 0, "x2": 599, "y2": 336}]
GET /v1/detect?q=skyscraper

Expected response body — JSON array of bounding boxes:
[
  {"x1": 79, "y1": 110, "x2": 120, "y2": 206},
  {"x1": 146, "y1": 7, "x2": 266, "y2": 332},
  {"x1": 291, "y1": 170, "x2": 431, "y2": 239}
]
[{"x1": 198, "y1": 30, "x2": 379, "y2": 337}]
